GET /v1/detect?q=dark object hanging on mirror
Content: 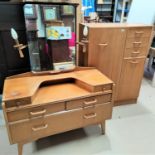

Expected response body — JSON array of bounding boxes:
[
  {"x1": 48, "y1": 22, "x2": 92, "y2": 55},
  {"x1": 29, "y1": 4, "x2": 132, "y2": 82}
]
[{"x1": 48, "y1": 40, "x2": 72, "y2": 63}]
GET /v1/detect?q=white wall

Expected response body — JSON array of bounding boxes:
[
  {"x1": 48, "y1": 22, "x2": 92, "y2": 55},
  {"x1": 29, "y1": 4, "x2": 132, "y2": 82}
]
[{"x1": 127, "y1": 0, "x2": 155, "y2": 24}]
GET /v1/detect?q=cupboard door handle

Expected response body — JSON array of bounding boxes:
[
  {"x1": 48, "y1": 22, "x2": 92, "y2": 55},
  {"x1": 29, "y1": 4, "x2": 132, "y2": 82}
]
[
  {"x1": 30, "y1": 109, "x2": 46, "y2": 116},
  {"x1": 129, "y1": 61, "x2": 139, "y2": 64},
  {"x1": 83, "y1": 99, "x2": 97, "y2": 106},
  {"x1": 32, "y1": 124, "x2": 48, "y2": 131},
  {"x1": 83, "y1": 113, "x2": 97, "y2": 119},
  {"x1": 98, "y1": 43, "x2": 108, "y2": 46}
]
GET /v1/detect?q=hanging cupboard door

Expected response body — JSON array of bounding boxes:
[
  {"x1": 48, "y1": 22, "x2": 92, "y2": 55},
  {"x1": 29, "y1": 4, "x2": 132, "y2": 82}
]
[
  {"x1": 88, "y1": 27, "x2": 127, "y2": 98},
  {"x1": 116, "y1": 57, "x2": 146, "y2": 101}
]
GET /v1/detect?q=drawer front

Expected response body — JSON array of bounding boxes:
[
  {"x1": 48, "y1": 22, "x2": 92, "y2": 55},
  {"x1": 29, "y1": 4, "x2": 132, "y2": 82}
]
[
  {"x1": 5, "y1": 98, "x2": 31, "y2": 108},
  {"x1": 125, "y1": 37, "x2": 150, "y2": 48},
  {"x1": 66, "y1": 94, "x2": 112, "y2": 110},
  {"x1": 94, "y1": 84, "x2": 112, "y2": 92},
  {"x1": 82, "y1": 103, "x2": 112, "y2": 126},
  {"x1": 9, "y1": 103, "x2": 112, "y2": 144},
  {"x1": 124, "y1": 47, "x2": 149, "y2": 58},
  {"x1": 9, "y1": 110, "x2": 82, "y2": 144},
  {"x1": 127, "y1": 28, "x2": 152, "y2": 38},
  {"x1": 7, "y1": 102, "x2": 65, "y2": 122}
]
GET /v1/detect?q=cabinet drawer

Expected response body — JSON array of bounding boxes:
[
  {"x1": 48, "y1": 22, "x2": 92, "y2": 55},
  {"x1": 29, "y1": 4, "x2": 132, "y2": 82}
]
[
  {"x1": 7, "y1": 102, "x2": 65, "y2": 122},
  {"x1": 9, "y1": 103, "x2": 112, "y2": 144},
  {"x1": 124, "y1": 47, "x2": 149, "y2": 58},
  {"x1": 9, "y1": 110, "x2": 82, "y2": 144},
  {"x1": 5, "y1": 98, "x2": 31, "y2": 109},
  {"x1": 127, "y1": 28, "x2": 152, "y2": 38},
  {"x1": 94, "y1": 84, "x2": 112, "y2": 92},
  {"x1": 125, "y1": 37, "x2": 150, "y2": 48},
  {"x1": 82, "y1": 102, "x2": 112, "y2": 126},
  {"x1": 66, "y1": 94, "x2": 112, "y2": 110}
]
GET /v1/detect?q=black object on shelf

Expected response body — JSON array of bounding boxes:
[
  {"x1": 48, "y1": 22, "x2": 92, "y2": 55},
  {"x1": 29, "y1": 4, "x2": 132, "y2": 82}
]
[
  {"x1": 0, "y1": 2, "x2": 30, "y2": 93},
  {"x1": 95, "y1": 0, "x2": 115, "y2": 22}
]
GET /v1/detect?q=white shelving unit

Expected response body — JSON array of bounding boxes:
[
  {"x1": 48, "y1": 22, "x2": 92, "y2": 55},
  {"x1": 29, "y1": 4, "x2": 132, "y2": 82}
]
[{"x1": 113, "y1": 0, "x2": 132, "y2": 22}]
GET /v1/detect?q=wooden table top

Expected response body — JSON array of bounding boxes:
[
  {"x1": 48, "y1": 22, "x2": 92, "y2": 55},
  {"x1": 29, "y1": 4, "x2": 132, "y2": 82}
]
[{"x1": 3, "y1": 69, "x2": 113, "y2": 103}]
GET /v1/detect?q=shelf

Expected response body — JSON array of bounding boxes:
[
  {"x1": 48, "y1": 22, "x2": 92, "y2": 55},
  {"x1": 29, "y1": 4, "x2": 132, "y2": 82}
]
[
  {"x1": 97, "y1": 2, "x2": 113, "y2": 4},
  {"x1": 96, "y1": 0, "x2": 115, "y2": 22},
  {"x1": 97, "y1": 9, "x2": 112, "y2": 12},
  {"x1": 116, "y1": 9, "x2": 129, "y2": 12}
]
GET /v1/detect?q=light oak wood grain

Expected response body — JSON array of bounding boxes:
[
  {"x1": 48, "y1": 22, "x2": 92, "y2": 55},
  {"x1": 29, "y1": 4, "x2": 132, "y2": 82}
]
[
  {"x1": 2, "y1": 68, "x2": 114, "y2": 155},
  {"x1": 79, "y1": 23, "x2": 153, "y2": 105},
  {"x1": 3, "y1": 69, "x2": 113, "y2": 108},
  {"x1": 116, "y1": 57, "x2": 146, "y2": 101}
]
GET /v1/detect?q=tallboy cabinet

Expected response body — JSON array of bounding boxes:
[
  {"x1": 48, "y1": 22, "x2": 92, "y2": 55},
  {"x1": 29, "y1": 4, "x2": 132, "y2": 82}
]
[{"x1": 78, "y1": 23, "x2": 153, "y2": 105}]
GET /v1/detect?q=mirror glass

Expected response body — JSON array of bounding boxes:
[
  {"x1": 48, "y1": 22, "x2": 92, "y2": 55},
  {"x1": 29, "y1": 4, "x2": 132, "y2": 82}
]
[{"x1": 23, "y1": 3, "x2": 76, "y2": 72}]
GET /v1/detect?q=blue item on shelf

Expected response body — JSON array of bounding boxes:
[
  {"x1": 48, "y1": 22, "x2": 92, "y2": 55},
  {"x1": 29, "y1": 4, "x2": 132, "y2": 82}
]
[{"x1": 82, "y1": 0, "x2": 95, "y2": 16}]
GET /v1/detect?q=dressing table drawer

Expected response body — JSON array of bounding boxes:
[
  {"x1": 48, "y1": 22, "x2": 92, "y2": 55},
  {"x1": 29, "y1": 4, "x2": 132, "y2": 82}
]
[
  {"x1": 82, "y1": 102, "x2": 112, "y2": 126},
  {"x1": 9, "y1": 109, "x2": 83, "y2": 144},
  {"x1": 94, "y1": 84, "x2": 112, "y2": 92},
  {"x1": 9, "y1": 103, "x2": 112, "y2": 144},
  {"x1": 7, "y1": 102, "x2": 65, "y2": 122},
  {"x1": 66, "y1": 94, "x2": 112, "y2": 110}
]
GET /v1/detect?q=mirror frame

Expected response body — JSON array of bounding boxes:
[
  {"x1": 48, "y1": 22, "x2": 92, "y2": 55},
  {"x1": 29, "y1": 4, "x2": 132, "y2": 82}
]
[{"x1": 23, "y1": 1, "x2": 79, "y2": 74}]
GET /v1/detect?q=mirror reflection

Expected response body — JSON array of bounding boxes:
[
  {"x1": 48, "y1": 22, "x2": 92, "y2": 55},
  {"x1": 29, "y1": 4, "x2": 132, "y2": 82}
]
[{"x1": 23, "y1": 4, "x2": 76, "y2": 72}]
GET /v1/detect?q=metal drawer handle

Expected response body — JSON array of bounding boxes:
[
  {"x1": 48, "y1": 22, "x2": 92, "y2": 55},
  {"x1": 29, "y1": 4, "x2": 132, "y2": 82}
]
[
  {"x1": 76, "y1": 42, "x2": 87, "y2": 53},
  {"x1": 98, "y1": 43, "x2": 108, "y2": 47},
  {"x1": 30, "y1": 109, "x2": 46, "y2": 116},
  {"x1": 32, "y1": 124, "x2": 48, "y2": 131},
  {"x1": 84, "y1": 99, "x2": 97, "y2": 106},
  {"x1": 129, "y1": 60, "x2": 139, "y2": 64},
  {"x1": 83, "y1": 113, "x2": 97, "y2": 119}
]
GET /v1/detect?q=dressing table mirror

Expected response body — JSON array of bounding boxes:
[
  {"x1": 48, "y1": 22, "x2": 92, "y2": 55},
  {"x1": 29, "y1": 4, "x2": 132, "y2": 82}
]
[{"x1": 23, "y1": 2, "x2": 77, "y2": 73}]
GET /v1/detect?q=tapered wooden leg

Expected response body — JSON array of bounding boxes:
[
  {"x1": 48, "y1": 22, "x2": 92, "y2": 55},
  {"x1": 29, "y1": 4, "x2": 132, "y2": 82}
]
[
  {"x1": 18, "y1": 143, "x2": 23, "y2": 155},
  {"x1": 100, "y1": 121, "x2": 105, "y2": 135}
]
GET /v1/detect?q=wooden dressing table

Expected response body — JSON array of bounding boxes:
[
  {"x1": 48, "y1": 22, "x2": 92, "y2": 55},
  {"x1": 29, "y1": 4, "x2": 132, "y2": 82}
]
[
  {"x1": 2, "y1": 2, "x2": 114, "y2": 155},
  {"x1": 2, "y1": 68, "x2": 114, "y2": 155}
]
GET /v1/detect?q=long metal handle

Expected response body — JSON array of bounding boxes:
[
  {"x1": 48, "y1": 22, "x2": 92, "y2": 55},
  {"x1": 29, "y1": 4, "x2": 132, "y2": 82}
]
[
  {"x1": 83, "y1": 113, "x2": 97, "y2": 119},
  {"x1": 76, "y1": 42, "x2": 87, "y2": 53},
  {"x1": 76, "y1": 42, "x2": 85, "y2": 46},
  {"x1": 30, "y1": 109, "x2": 46, "y2": 116},
  {"x1": 83, "y1": 99, "x2": 97, "y2": 106},
  {"x1": 32, "y1": 124, "x2": 48, "y2": 131}
]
